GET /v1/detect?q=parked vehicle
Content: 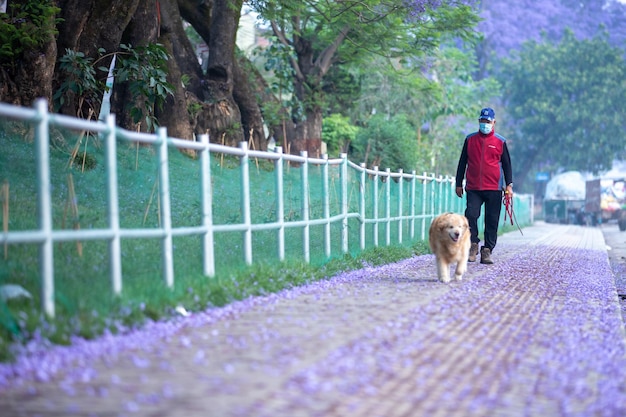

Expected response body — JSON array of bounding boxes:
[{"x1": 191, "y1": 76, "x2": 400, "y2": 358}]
[
  {"x1": 543, "y1": 171, "x2": 586, "y2": 225},
  {"x1": 543, "y1": 171, "x2": 626, "y2": 230},
  {"x1": 599, "y1": 178, "x2": 626, "y2": 230}
]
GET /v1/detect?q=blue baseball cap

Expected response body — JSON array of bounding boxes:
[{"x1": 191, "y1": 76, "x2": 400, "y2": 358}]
[{"x1": 479, "y1": 107, "x2": 495, "y2": 121}]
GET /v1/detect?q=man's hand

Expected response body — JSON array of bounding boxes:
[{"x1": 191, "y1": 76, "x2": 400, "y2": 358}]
[
  {"x1": 506, "y1": 184, "x2": 513, "y2": 198},
  {"x1": 456, "y1": 186, "x2": 463, "y2": 198}
]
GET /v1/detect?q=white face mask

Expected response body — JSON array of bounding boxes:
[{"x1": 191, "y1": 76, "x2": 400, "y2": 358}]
[{"x1": 479, "y1": 122, "x2": 493, "y2": 134}]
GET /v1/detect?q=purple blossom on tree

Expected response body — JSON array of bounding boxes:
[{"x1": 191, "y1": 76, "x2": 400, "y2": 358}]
[{"x1": 475, "y1": 0, "x2": 626, "y2": 77}]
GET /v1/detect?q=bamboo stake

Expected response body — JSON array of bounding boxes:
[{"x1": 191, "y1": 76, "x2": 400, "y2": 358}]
[
  {"x1": 68, "y1": 174, "x2": 83, "y2": 256},
  {"x1": 143, "y1": 177, "x2": 160, "y2": 225},
  {"x1": 81, "y1": 133, "x2": 89, "y2": 172},
  {"x1": 62, "y1": 175, "x2": 83, "y2": 256},
  {"x1": 249, "y1": 128, "x2": 260, "y2": 173},
  {"x1": 2, "y1": 180, "x2": 8, "y2": 260},
  {"x1": 68, "y1": 108, "x2": 94, "y2": 172},
  {"x1": 82, "y1": 109, "x2": 94, "y2": 173},
  {"x1": 220, "y1": 132, "x2": 226, "y2": 169},
  {"x1": 68, "y1": 131, "x2": 86, "y2": 170},
  {"x1": 135, "y1": 124, "x2": 141, "y2": 171}
]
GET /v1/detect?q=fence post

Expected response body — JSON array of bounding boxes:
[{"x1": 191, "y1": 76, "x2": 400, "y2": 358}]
[
  {"x1": 430, "y1": 173, "x2": 436, "y2": 226},
  {"x1": 275, "y1": 146, "x2": 285, "y2": 261},
  {"x1": 421, "y1": 172, "x2": 428, "y2": 241},
  {"x1": 441, "y1": 175, "x2": 450, "y2": 213},
  {"x1": 359, "y1": 163, "x2": 366, "y2": 251},
  {"x1": 438, "y1": 175, "x2": 443, "y2": 214},
  {"x1": 398, "y1": 169, "x2": 403, "y2": 244},
  {"x1": 373, "y1": 166, "x2": 379, "y2": 247},
  {"x1": 322, "y1": 155, "x2": 331, "y2": 258},
  {"x1": 385, "y1": 168, "x2": 391, "y2": 246},
  {"x1": 410, "y1": 170, "x2": 416, "y2": 240},
  {"x1": 105, "y1": 114, "x2": 122, "y2": 296},
  {"x1": 199, "y1": 134, "x2": 215, "y2": 277},
  {"x1": 157, "y1": 127, "x2": 174, "y2": 288},
  {"x1": 240, "y1": 141, "x2": 252, "y2": 265},
  {"x1": 301, "y1": 151, "x2": 310, "y2": 263},
  {"x1": 340, "y1": 153, "x2": 349, "y2": 254},
  {"x1": 34, "y1": 99, "x2": 54, "y2": 318}
]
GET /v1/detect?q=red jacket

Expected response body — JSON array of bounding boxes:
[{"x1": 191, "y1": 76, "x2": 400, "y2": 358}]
[{"x1": 455, "y1": 130, "x2": 512, "y2": 191}]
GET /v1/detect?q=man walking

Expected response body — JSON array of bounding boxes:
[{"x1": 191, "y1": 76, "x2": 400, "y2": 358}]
[{"x1": 455, "y1": 107, "x2": 513, "y2": 264}]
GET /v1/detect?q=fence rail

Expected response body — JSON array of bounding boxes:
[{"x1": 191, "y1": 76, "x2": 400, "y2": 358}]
[{"x1": 0, "y1": 99, "x2": 532, "y2": 317}]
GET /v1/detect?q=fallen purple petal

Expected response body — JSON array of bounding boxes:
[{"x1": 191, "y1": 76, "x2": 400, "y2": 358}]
[{"x1": 0, "y1": 225, "x2": 625, "y2": 416}]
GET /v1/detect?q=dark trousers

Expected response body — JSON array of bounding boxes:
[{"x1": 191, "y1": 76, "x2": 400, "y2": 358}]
[{"x1": 465, "y1": 189, "x2": 503, "y2": 251}]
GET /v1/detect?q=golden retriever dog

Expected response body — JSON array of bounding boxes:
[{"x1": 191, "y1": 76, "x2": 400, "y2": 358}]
[{"x1": 428, "y1": 212, "x2": 471, "y2": 283}]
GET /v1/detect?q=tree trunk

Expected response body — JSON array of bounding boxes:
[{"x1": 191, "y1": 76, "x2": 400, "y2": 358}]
[
  {"x1": 0, "y1": 0, "x2": 58, "y2": 107},
  {"x1": 176, "y1": 0, "x2": 212, "y2": 101},
  {"x1": 285, "y1": 21, "x2": 346, "y2": 158},
  {"x1": 159, "y1": 0, "x2": 206, "y2": 100},
  {"x1": 55, "y1": 0, "x2": 141, "y2": 117},
  {"x1": 58, "y1": 0, "x2": 140, "y2": 54},
  {"x1": 181, "y1": 0, "x2": 293, "y2": 151},
  {"x1": 293, "y1": 70, "x2": 324, "y2": 157},
  {"x1": 114, "y1": 0, "x2": 160, "y2": 130},
  {"x1": 4, "y1": 37, "x2": 57, "y2": 108},
  {"x1": 152, "y1": 0, "x2": 196, "y2": 145},
  {"x1": 156, "y1": 34, "x2": 196, "y2": 154},
  {"x1": 233, "y1": 53, "x2": 297, "y2": 152},
  {"x1": 233, "y1": 54, "x2": 267, "y2": 151},
  {"x1": 294, "y1": 106, "x2": 323, "y2": 158},
  {"x1": 193, "y1": 0, "x2": 244, "y2": 147},
  {"x1": 3, "y1": 0, "x2": 277, "y2": 156}
]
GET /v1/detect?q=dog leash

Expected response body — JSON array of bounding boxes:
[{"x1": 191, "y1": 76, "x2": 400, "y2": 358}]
[{"x1": 503, "y1": 190, "x2": 524, "y2": 235}]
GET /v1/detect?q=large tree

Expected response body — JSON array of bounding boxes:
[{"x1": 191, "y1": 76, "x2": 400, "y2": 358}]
[
  {"x1": 249, "y1": 0, "x2": 480, "y2": 157},
  {"x1": 0, "y1": 0, "x2": 277, "y2": 149},
  {"x1": 499, "y1": 30, "x2": 626, "y2": 191},
  {"x1": 1, "y1": 0, "x2": 485, "y2": 159}
]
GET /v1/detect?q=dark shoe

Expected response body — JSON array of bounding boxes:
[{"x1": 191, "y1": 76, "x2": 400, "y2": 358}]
[
  {"x1": 480, "y1": 247, "x2": 494, "y2": 264},
  {"x1": 468, "y1": 242, "x2": 479, "y2": 262}
]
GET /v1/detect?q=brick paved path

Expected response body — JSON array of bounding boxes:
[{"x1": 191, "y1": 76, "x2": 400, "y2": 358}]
[{"x1": 2, "y1": 222, "x2": 626, "y2": 416}]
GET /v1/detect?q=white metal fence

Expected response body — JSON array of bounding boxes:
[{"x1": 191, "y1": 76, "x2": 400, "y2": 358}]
[{"x1": 0, "y1": 99, "x2": 530, "y2": 317}]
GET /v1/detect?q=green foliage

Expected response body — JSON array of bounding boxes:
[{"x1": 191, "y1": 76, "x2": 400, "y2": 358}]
[
  {"x1": 53, "y1": 50, "x2": 100, "y2": 116},
  {"x1": 114, "y1": 43, "x2": 174, "y2": 132},
  {"x1": 54, "y1": 44, "x2": 174, "y2": 131},
  {"x1": 499, "y1": 29, "x2": 626, "y2": 188},
  {"x1": 250, "y1": 0, "x2": 481, "y2": 146},
  {"x1": 322, "y1": 114, "x2": 359, "y2": 156},
  {"x1": 421, "y1": 46, "x2": 501, "y2": 175},
  {"x1": 255, "y1": 40, "x2": 304, "y2": 124},
  {"x1": 351, "y1": 113, "x2": 419, "y2": 172},
  {"x1": 343, "y1": 46, "x2": 500, "y2": 176},
  {"x1": 0, "y1": 0, "x2": 61, "y2": 72},
  {"x1": 322, "y1": 64, "x2": 361, "y2": 116}
]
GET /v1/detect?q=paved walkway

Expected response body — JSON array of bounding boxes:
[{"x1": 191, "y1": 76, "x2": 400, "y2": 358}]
[{"x1": 2, "y1": 222, "x2": 626, "y2": 416}]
